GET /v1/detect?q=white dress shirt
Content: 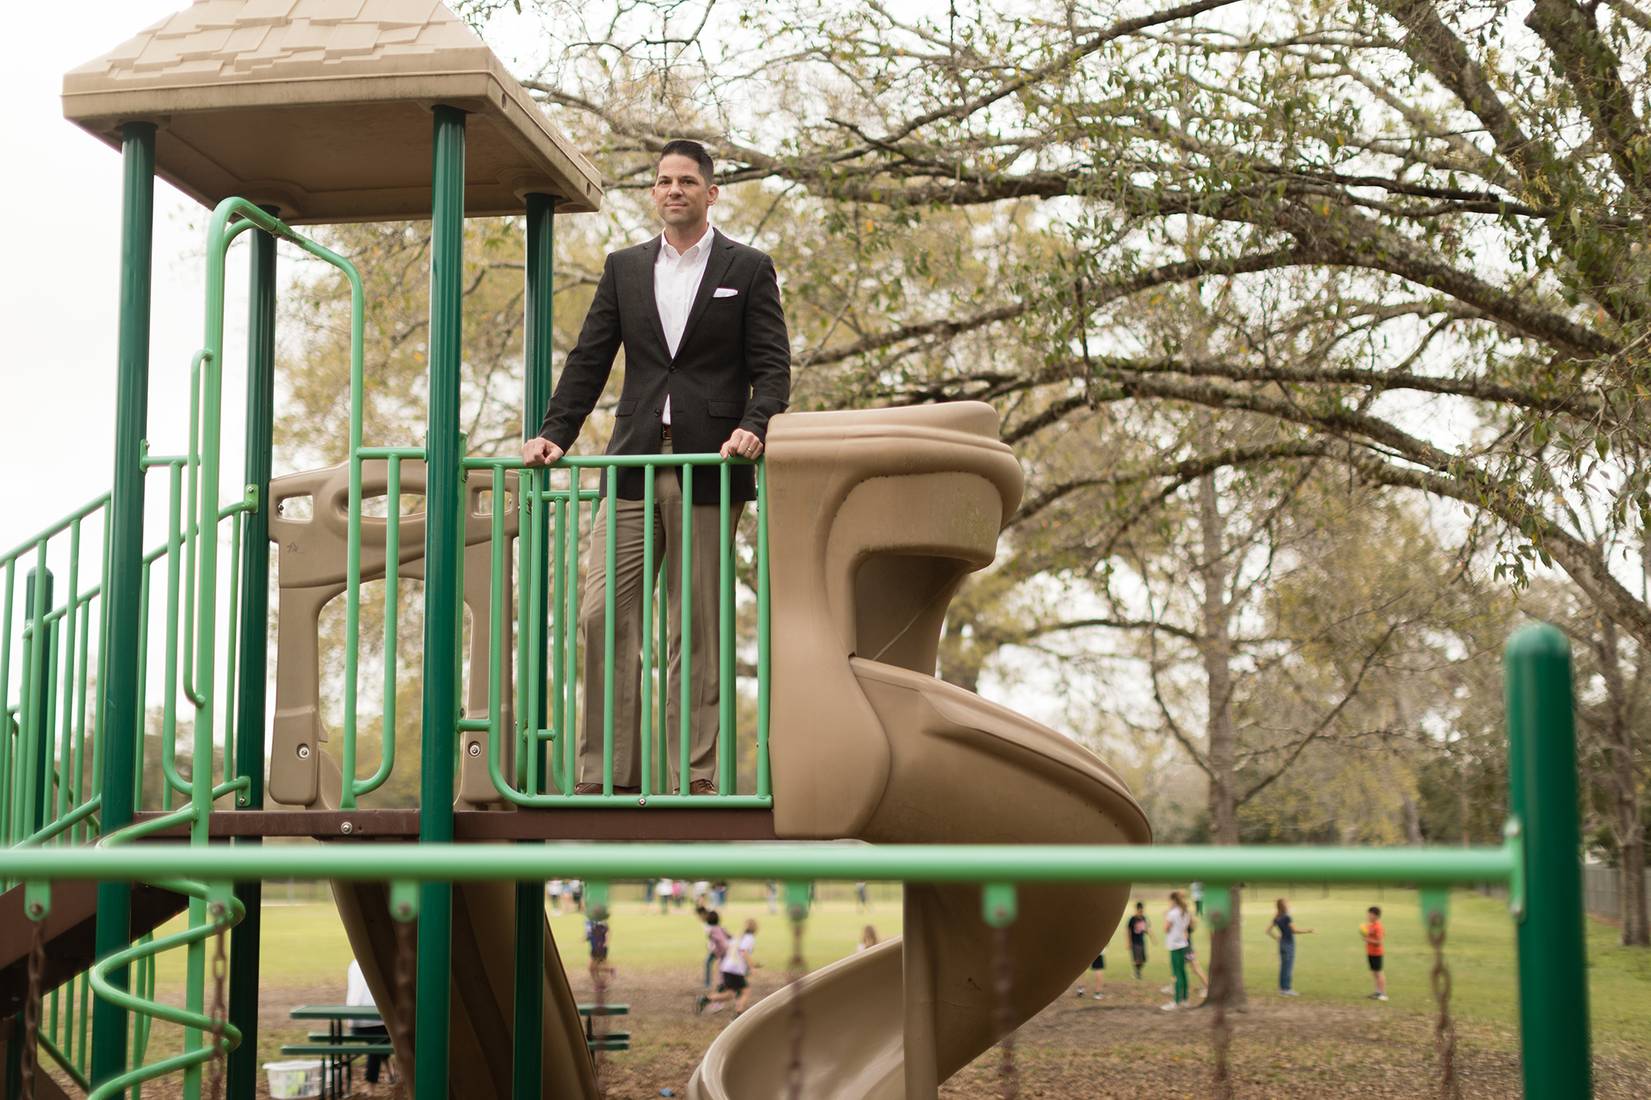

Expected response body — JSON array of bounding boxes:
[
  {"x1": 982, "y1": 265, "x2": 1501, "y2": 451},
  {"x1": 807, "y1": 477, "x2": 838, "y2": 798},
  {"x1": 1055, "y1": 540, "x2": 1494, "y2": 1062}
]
[{"x1": 654, "y1": 225, "x2": 716, "y2": 425}]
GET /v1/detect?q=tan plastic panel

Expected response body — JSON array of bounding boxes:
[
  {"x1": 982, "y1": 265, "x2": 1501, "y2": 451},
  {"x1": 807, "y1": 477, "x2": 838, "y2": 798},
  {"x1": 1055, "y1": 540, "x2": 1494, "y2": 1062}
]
[
  {"x1": 62, "y1": 1, "x2": 602, "y2": 220},
  {"x1": 266, "y1": 458, "x2": 515, "y2": 810},
  {"x1": 689, "y1": 403, "x2": 1151, "y2": 1100},
  {"x1": 332, "y1": 878, "x2": 597, "y2": 1099}
]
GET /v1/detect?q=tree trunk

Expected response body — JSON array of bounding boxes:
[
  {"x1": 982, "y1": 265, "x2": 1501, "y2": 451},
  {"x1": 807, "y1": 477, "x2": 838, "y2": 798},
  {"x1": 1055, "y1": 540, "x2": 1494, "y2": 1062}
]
[
  {"x1": 1621, "y1": 829, "x2": 1650, "y2": 947},
  {"x1": 1197, "y1": 474, "x2": 1246, "y2": 1007},
  {"x1": 1594, "y1": 618, "x2": 1650, "y2": 947}
]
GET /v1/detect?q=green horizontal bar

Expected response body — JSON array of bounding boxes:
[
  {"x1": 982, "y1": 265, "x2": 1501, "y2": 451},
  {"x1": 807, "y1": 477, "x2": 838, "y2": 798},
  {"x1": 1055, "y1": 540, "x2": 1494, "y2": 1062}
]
[
  {"x1": 497, "y1": 795, "x2": 772, "y2": 810},
  {"x1": 0, "y1": 841, "x2": 1516, "y2": 885},
  {"x1": 463, "y1": 453, "x2": 760, "y2": 470},
  {"x1": 356, "y1": 446, "x2": 426, "y2": 460}
]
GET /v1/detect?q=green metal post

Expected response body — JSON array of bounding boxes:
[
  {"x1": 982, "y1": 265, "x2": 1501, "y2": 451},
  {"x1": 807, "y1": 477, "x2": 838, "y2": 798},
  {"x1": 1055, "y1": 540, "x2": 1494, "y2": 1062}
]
[
  {"x1": 512, "y1": 192, "x2": 554, "y2": 1100},
  {"x1": 1504, "y1": 622, "x2": 1590, "y2": 1097},
  {"x1": 226, "y1": 221, "x2": 276, "y2": 1100},
  {"x1": 91, "y1": 121, "x2": 155, "y2": 1093},
  {"x1": 416, "y1": 104, "x2": 466, "y2": 1100},
  {"x1": 24, "y1": 568, "x2": 54, "y2": 837}
]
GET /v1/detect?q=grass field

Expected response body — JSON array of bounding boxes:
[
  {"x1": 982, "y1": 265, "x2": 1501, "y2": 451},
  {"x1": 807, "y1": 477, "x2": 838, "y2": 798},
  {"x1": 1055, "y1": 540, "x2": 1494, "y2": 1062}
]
[{"x1": 112, "y1": 882, "x2": 1650, "y2": 1098}]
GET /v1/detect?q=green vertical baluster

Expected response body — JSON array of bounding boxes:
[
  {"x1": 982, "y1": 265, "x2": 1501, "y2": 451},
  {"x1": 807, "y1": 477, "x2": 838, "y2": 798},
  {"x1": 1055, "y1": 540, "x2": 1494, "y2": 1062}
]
[
  {"x1": 0, "y1": 561, "x2": 15, "y2": 848},
  {"x1": 680, "y1": 465, "x2": 693, "y2": 792},
  {"x1": 603, "y1": 473, "x2": 617, "y2": 796},
  {"x1": 134, "y1": 559, "x2": 151, "y2": 815},
  {"x1": 552, "y1": 493, "x2": 567, "y2": 793},
  {"x1": 564, "y1": 469, "x2": 581, "y2": 792},
  {"x1": 380, "y1": 454, "x2": 401, "y2": 798},
  {"x1": 1505, "y1": 623, "x2": 1590, "y2": 1097},
  {"x1": 756, "y1": 461, "x2": 771, "y2": 799},
  {"x1": 59, "y1": 522, "x2": 82, "y2": 823},
  {"x1": 415, "y1": 103, "x2": 465, "y2": 1100},
  {"x1": 92, "y1": 117, "x2": 155, "y2": 1094},
  {"x1": 640, "y1": 466, "x2": 655, "y2": 798},
  {"x1": 718, "y1": 462, "x2": 733, "y2": 795},
  {"x1": 656, "y1": 558, "x2": 668, "y2": 790}
]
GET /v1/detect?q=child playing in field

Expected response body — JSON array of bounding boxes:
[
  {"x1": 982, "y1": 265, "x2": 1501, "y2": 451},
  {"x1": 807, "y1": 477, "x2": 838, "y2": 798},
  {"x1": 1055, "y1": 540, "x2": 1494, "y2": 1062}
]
[
  {"x1": 585, "y1": 911, "x2": 614, "y2": 986},
  {"x1": 857, "y1": 925, "x2": 879, "y2": 952},
  {"x1": 1162, "y1": 890, "x2": 1193, "y2": 1010},
  {"x1": 1360, "y1": 905, "x2": 1387, "y2": 1001},
  {"x1": 1127, "y1": 901, "x2": 1150, "y2": 979},
  {"x1": 1267, "y1": 897, "x2": 1314, "y2": 995},
  {"x1": 701, "y1": 909, "x2": 730, "y2": 991},
  {"x1": 698, "y1": 919, "x2": 759, "y2": 1017},
  {"x1": 1075, "y1": 951, "x2": 1106, "y2": 999}
]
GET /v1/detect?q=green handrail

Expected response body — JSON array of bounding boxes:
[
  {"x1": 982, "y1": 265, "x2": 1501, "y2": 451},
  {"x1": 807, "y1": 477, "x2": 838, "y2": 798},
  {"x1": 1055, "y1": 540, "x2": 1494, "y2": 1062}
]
[{"x1": 460, "y1": 453, "x2": 770, "y2": 808}]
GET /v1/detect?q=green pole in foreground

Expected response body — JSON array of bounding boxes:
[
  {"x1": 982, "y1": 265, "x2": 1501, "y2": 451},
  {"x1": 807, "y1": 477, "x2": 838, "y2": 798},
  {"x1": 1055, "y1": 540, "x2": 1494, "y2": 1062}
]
[
  {"x1": 416, "y1": 104, "x2": 466, "y2": 1100},
  {"x1": 1504, "y1": 622, "x2": 1590, "y2": 1097},
  {"x1": 512, "y1": 192, "x2": 554, "y2": 1100},
  {"x1": 91, "y1": 120, "x2": 155, "y2": 1094},
  {"x1": 226, "y1": 220, "x2": 277, "y2": 1100}
]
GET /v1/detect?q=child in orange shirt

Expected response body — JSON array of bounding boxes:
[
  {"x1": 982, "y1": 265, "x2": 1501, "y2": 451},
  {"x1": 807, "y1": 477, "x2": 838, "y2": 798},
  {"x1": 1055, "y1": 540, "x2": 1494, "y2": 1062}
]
[{"x1": 1360, "y1": 906, "x2": 1387, "y2": 1001}]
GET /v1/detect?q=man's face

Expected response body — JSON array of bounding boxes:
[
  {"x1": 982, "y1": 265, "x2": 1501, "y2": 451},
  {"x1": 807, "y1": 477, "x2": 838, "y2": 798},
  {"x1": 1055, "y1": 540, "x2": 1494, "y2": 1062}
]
[{"x1": 652, "y1": 153, "x2": 717, "y2": 231}]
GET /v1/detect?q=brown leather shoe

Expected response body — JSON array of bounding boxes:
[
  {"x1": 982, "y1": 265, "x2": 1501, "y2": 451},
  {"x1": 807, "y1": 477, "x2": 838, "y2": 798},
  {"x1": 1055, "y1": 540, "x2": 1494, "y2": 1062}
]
[
  {"x1": 689, "y1": 779, "x2": 718, "y2": 796},
  {"x1": 573, "y1": 782, "x2": 602, "y2": 795}
]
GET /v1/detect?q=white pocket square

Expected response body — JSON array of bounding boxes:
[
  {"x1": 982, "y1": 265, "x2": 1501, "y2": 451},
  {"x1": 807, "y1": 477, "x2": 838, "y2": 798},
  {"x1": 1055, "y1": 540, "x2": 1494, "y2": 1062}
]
[{"x1": 713, "y1": 287, "x2": 739, "y2": 298}]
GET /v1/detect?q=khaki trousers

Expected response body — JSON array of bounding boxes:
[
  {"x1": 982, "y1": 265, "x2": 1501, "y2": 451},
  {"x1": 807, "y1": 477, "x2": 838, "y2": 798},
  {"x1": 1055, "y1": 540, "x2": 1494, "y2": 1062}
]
[{"x1": 578, "y1": 452, "x2": 742, "y2": 790}]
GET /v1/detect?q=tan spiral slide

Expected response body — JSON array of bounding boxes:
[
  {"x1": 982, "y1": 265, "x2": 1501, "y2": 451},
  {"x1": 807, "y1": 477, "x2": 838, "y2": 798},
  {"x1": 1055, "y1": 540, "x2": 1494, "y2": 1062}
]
[
  {"x1": 688, "y1": 402, "x2": 1150, "y2": 1099},
  {"x1": 266, "y1": 402, "x2": 1146, "y2": 1099}
]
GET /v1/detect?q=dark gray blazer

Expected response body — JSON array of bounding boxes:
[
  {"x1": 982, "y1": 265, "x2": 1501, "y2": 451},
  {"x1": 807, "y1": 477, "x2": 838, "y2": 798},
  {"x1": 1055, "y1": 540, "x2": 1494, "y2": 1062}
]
[{"x1": 536, "y1": 228, "x2": 791, "y2": 504}]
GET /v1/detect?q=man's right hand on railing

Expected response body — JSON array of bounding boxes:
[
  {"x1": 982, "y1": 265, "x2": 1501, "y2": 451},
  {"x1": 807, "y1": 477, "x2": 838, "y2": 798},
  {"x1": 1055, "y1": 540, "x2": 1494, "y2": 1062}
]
[{"x1": 521, "y1": 437, "x2": 564, "y2": 466}]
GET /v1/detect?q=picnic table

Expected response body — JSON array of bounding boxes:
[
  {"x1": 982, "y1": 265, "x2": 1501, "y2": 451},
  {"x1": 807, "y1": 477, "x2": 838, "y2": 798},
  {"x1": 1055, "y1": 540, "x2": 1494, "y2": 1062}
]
[
  {"x1": 284, "y1": 1004, "x2": 393, "y2": 1099},
  {"x1": 578, "y1": 1002, "x2": 631, "y2": 1052}
]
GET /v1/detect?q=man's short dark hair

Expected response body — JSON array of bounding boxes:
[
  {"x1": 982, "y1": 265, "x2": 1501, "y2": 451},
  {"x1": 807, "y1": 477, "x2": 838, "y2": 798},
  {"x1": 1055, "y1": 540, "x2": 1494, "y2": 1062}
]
[
  {"x1": 1368, "y1": 906, "x2": 1382, "y2": 917},
  {"x1": 658, "y1": 139, "x2": 716, "y2": 183}
]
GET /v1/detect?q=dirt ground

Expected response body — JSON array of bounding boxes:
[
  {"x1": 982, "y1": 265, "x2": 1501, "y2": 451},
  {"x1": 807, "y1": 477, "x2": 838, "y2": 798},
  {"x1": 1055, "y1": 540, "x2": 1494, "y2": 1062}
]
[{"x1": 54, "y1": 968, "x2": 1650, "y2": 1098}]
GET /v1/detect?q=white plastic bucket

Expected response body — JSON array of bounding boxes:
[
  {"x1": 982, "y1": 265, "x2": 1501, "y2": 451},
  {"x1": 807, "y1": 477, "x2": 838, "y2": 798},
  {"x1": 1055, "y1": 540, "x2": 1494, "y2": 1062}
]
[{"x1": 264, "y1": 1059, "x2": 323, "y2": 1099}]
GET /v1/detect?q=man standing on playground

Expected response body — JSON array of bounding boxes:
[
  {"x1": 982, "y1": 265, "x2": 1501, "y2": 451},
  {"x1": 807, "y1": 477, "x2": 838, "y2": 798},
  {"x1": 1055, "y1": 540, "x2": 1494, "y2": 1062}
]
[{"x1": 524, "y1": 139, "x2": 791, "y2": 796}]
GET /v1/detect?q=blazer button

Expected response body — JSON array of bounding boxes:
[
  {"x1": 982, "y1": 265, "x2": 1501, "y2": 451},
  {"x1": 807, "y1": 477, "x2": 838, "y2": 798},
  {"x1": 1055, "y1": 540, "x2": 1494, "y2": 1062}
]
[{"x1": 654, "y1": 407, "x2": 662, "y2": 414}]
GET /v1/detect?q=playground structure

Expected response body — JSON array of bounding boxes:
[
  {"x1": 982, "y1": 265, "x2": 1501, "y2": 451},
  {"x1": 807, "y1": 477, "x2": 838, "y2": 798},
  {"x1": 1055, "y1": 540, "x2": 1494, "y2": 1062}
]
[{"x1": 0, "y1": 3, "x2": 1595, "y2": 1099}]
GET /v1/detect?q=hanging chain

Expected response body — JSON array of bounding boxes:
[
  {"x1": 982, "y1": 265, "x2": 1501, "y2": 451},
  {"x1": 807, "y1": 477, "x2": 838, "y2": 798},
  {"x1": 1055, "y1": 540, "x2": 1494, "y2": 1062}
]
[
  {"x1": 393, "y1": 916, "x2": 417, "y2": 1100},
  {"x1": 206, "y1": 902, "x2": 230, "y2": 1100},
  {"x1": 785, "y1": 902, "x2": 808, "y2": 1100},
  {"x1": 1428, "y1": 912, "x2": 1461, "y2": 1100},
  {"x1": 592, "y1": 930, "x2": 610, "y2": 1096},
  {"x1": 1209, "y1": 982, "x2": 1234, "y2": 1100},
  {"x1": 20, "y1": 914, "x2": 45, "y2": 1100},
  {"x1": 991, "y1": 923, "x2": 1019, "y2": 1100}
]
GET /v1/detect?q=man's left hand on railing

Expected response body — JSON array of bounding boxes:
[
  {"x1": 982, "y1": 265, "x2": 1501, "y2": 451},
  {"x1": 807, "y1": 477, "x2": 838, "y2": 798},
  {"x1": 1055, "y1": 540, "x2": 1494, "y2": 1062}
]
[
  {"x1": 721, "y1": 429, "x2": 764, "y2": 460},
  {"x1": 522, "y1": 437, "x2": 565, "y2": 467}
]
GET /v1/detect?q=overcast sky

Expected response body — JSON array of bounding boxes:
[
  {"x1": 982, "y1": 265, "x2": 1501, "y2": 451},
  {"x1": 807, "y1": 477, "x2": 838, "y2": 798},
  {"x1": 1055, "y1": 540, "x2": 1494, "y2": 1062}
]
[{"x1": 1, "y1": 1, "x2": 249, "y2": 559}]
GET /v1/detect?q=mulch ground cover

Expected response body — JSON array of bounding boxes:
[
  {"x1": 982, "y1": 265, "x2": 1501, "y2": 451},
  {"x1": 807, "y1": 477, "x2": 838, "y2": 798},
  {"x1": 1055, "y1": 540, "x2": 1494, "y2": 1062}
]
[{"x1": 50, "y1": 965, "x2": 1649, "y2": 1098}]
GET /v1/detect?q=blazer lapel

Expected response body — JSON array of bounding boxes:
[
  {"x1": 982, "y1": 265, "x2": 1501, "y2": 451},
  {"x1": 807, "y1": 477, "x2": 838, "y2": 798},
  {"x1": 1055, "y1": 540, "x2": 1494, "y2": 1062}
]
[
  {"x1": 673, "y1": 229, "x2": 738, "y2": 361},
  {"x1": 638, "y1": 236, "x2": 672, "y2": 358}
]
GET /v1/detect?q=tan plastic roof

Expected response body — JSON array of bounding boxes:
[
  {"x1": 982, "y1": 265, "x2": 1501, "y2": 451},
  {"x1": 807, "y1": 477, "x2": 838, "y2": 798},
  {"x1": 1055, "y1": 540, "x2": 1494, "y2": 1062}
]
[{"x1": 62, "y1": 1, "x2": 603, "y2": 223}]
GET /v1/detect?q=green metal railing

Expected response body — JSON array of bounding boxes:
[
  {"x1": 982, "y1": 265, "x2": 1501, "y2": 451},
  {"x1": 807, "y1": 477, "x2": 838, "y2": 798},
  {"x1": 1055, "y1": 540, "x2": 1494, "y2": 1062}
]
[{"x1": 461, "y1": 455, "x2": 771, "y2": 807}]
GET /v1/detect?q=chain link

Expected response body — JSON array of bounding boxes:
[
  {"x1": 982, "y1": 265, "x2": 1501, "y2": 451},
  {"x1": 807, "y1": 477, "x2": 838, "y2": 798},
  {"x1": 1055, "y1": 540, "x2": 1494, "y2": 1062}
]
[
  {"x1": 394, "y1": 917, "x2": 417, "y2": 1100},
  {"x1": 991, "y1": 923, "x2": 1018, "y2": 1100},
  {"x1": 785, "y1": 907, "x2": 807, "y2": 1100},
  {"x1": 206, "y1": 902, "x2": 230, "y2": 1100},
  {"x1": 21, "y1": 914, "x2": 44, "y2": 1100},
  {"x1": 1428, "y1": 912, "x2": 1461, "y2": 1100}
]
